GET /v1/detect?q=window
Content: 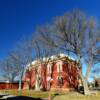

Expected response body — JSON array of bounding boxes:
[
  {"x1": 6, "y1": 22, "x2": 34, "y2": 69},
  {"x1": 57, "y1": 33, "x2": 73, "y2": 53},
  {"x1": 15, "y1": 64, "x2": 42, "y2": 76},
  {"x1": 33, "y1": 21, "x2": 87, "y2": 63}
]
[
  {"x1": 47, "y1": 64, "x2": 52, "y2": 74},
  {"x1": 57, "y1": 61, "x2": 63, "y2": 72},
  {"x1": 57, "y1": 64, "x2": 60, "y2": 72},
  {"x1": 58, "y1": 76, "x2": 63, "y2": 86},
  {"x1": 60, "y1": 64, "x2": 62, "y2": 72}
]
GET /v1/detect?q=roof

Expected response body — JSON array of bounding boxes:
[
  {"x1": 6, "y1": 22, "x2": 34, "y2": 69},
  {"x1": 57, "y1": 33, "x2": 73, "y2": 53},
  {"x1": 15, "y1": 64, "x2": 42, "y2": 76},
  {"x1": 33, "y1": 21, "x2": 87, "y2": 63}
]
[{"x1": 26, "y1": 53, "x2": 77, "y2": 68}]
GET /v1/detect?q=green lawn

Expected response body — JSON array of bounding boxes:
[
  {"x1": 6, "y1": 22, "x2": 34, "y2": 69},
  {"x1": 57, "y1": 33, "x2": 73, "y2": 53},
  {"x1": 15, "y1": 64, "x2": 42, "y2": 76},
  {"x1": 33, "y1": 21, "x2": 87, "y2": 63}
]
[{"x1": 0, "y1": 90, "x2": 100, "y2": 100}]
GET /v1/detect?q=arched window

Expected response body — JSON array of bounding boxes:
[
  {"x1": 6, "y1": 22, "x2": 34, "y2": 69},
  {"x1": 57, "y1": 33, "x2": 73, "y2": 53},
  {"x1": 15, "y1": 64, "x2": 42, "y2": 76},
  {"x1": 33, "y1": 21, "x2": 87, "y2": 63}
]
[
  {"x1": 47, "y1": 63, "x2": 52, "y2": 74},
  {"x1": 57, "y1": 60, "x2": 63, "y2": 73},
  {"x1": 58, "y1": 76, "x2": 63, "y2": 86}
]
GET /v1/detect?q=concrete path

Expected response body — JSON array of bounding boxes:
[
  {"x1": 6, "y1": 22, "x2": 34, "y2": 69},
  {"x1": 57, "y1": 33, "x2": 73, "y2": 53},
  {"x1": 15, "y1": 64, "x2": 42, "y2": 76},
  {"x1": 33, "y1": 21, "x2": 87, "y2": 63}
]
[
  {"x1": 0, "y1": 92, "x2": 48, "y2": 100},
  {"x1": 0, "y1": 93, "x2": 7, "y2": 99},
  {"x1": 0, "y1": 93, "x2": 48, "y2": 100},
  {"x1": 1, "y1": 95, "x2": 16, "y2": 99}
]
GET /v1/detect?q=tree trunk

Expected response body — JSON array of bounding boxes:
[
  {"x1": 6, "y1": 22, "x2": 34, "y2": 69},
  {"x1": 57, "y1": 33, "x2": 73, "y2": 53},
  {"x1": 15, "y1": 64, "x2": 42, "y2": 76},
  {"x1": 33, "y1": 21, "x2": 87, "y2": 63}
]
[
  {"x1": 18, "y1": 70, "x2": 23, "y2": 90},
  {"x1": 81, "y1": 75, "x2": 90, "y2": 95},
  {"x1": 18, "y1": 75, "x2": 22, "y2": 90},
  {"x1": 78, "y1": 54, "x2": 92, "y2": 95},
  {"x1": 35, "y1": 77, "x2": 40, "y2": 91},
  {"x1": 82, "y1": 55, "x2": 93, "y2": 95}
]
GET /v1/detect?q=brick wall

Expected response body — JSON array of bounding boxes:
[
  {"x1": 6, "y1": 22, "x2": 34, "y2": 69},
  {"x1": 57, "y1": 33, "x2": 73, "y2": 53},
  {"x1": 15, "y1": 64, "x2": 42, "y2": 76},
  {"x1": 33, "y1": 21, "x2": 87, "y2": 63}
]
[{"x1": 0, "y1": 82, "x2": 23, "y2": 90}]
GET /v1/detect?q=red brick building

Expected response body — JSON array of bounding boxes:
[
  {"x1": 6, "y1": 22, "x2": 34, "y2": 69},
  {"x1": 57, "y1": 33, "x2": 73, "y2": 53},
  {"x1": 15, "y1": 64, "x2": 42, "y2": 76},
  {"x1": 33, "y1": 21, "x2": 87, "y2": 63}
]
[
  {"x1": 0, "y1": 81, "x2": 23, "y2": 90},
  {"x1": 23, "y1": 54, "x2": 79, "y2": 91}
]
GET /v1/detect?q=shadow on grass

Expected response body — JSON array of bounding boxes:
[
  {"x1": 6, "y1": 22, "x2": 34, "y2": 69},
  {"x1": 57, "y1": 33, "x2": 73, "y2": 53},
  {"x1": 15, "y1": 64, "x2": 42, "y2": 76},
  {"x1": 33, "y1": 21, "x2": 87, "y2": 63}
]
[
  {"x1": 51, "y1": 93, "x2": 59, "y2": 100},
  {"x1": 6, "y1": 96, "x2": 42, "y2": 100}
]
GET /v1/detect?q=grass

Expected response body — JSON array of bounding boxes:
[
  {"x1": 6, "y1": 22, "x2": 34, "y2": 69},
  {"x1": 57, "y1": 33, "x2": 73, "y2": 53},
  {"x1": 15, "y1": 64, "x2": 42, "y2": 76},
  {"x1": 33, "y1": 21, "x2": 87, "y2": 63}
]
[
  {"x1": 0, "y1": 90, "x2": 100, "y2": 100},
  {"x1": 0, "y1": 89, "x2": 54, "y2": 98},
  {"x1": 52, "y1": 91, "x2": 100, "y2": 100}
]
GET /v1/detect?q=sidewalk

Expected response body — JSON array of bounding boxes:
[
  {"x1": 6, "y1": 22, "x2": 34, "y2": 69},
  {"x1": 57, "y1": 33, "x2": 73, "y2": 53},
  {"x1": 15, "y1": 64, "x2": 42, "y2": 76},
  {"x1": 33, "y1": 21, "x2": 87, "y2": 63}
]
[{"x1": 0, "y1": 94, "x2": 47, "y2": 100}]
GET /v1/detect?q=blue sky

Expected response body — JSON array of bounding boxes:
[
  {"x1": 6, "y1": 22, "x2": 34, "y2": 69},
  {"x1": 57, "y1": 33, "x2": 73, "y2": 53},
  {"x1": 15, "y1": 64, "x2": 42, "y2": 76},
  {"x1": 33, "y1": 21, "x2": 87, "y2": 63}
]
[
  {"x1": 0, "y1": 0, "x2": 100, "y2": 60},
  {"x1": 0, "y1": 0, "x2": 100, "y2": 82}
]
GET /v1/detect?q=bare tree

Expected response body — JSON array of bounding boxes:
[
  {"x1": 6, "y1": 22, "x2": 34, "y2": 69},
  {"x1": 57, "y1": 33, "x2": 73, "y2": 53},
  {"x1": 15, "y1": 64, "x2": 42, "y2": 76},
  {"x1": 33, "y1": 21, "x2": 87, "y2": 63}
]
[
  {"x1": 92, "y1": 66, "x2": 100, "y2": 79},
  {"x1": 32, "y1": 38, "x2": 58, "y2": 91},
  {"x1": 9, "y1": 37, "x2": 34, "y2": 90},
  {"x1": 36, "y1": 10, "x2": 100, "y2": 94},
  {"x1": 1, "y1": 56, "x2": 19, "y2": 82}
]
